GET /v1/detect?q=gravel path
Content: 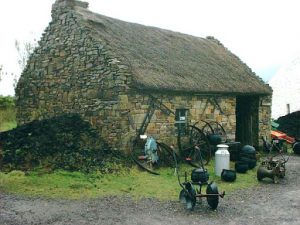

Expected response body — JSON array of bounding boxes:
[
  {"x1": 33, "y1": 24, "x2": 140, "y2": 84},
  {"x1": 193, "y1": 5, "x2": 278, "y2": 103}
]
[{"x1": 1, "y1": 155, "x2": 299, "y2": 225}]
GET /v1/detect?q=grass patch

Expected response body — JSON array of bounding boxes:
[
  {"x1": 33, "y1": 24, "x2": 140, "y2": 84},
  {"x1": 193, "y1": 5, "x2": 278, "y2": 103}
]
[
  {"x1": 0, "y1": 160, "x2": 258, "y2": 200},
  {"x1": 0, "y1": 107, "x2": 17, "y2": 131}
]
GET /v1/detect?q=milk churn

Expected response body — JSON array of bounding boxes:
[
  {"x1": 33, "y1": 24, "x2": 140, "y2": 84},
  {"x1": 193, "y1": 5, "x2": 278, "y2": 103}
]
[{"x1": 215, "y1": 144, "x2": 230, "y2": 176}]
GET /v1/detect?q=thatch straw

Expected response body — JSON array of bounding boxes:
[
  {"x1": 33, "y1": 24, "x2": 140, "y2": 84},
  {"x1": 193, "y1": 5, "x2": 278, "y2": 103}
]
[{"x1": 75, "y1": 6, "x2": 272, "y2": 95}]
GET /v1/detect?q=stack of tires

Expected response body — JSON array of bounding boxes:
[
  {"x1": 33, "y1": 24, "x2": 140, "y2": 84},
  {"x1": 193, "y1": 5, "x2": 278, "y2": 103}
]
[
  {"x1": 235, "y1": 145, "x2": 257, "y2": 173},
  {"x1": 293, "y1": 141, "x2": 300, "y2": 155}
]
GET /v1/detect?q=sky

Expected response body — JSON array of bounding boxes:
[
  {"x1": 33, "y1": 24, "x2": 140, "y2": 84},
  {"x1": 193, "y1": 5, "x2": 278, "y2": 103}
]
[{"x1": 1, "y1": 0, "x2": 300, "y2": 96}]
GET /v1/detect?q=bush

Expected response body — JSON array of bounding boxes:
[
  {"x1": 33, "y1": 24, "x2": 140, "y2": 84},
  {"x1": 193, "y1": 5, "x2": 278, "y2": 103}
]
[
  {"x1": 0, "y1": 96, "x2": 15, "y2": 108},
  {"x1": 0, "y1": 96, "x2": 16, "y2": 131},
  {"x1": 276, "y1": 111, "x2": 300, "y2": 139}
]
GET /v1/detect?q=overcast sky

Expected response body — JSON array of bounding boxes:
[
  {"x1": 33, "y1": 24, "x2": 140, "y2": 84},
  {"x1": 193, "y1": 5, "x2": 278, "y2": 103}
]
[{"x1": 1, "y1": 0, "x2": 300, "y2": 96}]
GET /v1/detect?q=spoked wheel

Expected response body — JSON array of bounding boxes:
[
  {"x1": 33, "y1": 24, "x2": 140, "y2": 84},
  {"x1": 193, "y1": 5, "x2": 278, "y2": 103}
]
[
  {"x1": 206, "y1": 182, "x2": 219, "y2": 210},
  {"x1": 130, "y1": 137, "x2": 159, "y2": 175},
  {"x1": 178, "y1": 125, "x2": 211, "y2": 166},
  {"x1": 201, "y1": 120, "x2": 214, "y2": 137},
  {"x1": 189, "y1": 125, "x2": 211, "y2": 166},
  {"x1": 156, "y1": 142, "x2": 177, "y2": 168},
  {"x1": 130, "y1": 138, "x2": 176, "y2": 175},
  {"x1": 207, "y1": 121, "x2": 227, "y2": 143}
]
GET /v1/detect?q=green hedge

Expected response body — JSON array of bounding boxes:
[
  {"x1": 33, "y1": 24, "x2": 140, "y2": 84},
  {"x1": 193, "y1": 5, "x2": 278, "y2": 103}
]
[{"x1": 0, "y1": 96, "x2": 15, "y2": 108}]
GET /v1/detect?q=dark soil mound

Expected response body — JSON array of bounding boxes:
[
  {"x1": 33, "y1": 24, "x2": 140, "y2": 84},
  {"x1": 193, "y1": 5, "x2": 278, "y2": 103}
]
[
  {"x1": 276, "y1": 111, "x2": 300, "y2": 139},
  {"x1": 0, "y1": 114, "x2": 129, "y2": 172}
]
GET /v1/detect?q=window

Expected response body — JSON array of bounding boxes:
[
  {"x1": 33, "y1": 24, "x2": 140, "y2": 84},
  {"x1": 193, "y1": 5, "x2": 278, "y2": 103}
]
[{"x1": 175, "y1": 108, "x2": 188, "y2": 135}]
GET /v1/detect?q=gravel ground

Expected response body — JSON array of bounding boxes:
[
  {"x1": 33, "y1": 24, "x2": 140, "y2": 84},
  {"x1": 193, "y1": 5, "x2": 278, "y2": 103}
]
[{"x1": 1, "y1": 155, "x2": 299, "y2": 225}]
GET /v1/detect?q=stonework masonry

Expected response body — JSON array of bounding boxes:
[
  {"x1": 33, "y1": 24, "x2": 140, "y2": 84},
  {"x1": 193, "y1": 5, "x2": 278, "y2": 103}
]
[
  {"x1": 259, "y1": 95, "x2": 272, "y2": 146},
  {"x1": 16, "y1": 1, "x2": 271, "y2": 152}
]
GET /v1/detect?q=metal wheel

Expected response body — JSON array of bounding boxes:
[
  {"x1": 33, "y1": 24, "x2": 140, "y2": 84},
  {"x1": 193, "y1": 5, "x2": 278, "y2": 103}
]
[
  {"x1": 156, "y1": 142, "x2": 177, "y2": 168},
  {"x1": 189, "y1": 125, "x2": 211, "y2": 166},
  {"x1": 206, "y1": 182, "x2": 219, "y2": 210},
  {"x1": 178, "y1": 125, "x2": 211, "y2": 166},
  {"x1": 208, "y1": 121, "x2": 227, "y2": 143},
  {"x1": 201, "y1": 120, "x2": 214, "y2": 136},
  {"x1": 130, "y1": 137, "x2": 159, "y2": 175},
  {"x1": 130, "y1": 138, "x2": 177, "y2": 175}
]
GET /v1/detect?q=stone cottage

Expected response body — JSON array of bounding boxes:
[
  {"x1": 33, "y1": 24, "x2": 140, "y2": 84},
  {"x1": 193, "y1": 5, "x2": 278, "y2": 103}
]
[{"x1": 16, "y1": 0, "x2": 272, "y2": 152}]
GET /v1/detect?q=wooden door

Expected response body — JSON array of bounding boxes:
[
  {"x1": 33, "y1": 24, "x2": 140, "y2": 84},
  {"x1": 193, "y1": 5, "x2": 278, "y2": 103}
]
[{"x1": 236, "y1": 96, "x2": 259, "y2": 147}]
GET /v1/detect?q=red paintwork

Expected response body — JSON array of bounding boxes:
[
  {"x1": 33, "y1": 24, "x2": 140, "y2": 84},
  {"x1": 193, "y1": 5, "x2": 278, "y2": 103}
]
[{"x1": 271, "y1": 130, "x2": 295, "y2": 144}]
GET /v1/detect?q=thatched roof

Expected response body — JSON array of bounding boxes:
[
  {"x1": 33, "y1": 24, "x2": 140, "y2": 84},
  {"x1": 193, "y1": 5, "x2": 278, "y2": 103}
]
[{"x1": 65, "y1": 1, "x2": 272, "y2": 95}]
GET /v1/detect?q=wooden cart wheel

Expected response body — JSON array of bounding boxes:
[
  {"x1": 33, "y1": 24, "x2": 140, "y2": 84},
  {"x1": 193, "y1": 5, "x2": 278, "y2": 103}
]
[{"x1": 178, "y1": 125, "x2": 211, "y2": 166}]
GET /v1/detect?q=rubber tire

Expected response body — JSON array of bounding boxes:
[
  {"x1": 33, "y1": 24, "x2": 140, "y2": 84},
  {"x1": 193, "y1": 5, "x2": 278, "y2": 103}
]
[
  {"x1": 206, "y1": 182, "x2": 219, "y2": 210},
  {"x1": 235, "y1": 161, "x2": 248, "y2": 173},
  {"x1": 239, "y1": 157, "x2": 257, "y2": 169}
]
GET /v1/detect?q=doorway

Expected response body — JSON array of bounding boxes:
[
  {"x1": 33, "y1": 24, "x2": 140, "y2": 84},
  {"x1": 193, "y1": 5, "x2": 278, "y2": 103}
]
[{"x1": 235, "y1": 96, "x2": 259, "y2": 147}]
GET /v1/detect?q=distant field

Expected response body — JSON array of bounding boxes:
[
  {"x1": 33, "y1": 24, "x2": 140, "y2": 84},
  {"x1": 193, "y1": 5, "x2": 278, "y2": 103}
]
[
  {"x1": 0, "y1": 96, "x2": 17, "y2": 132},
  {"x1": 0, "y1": 107, "x2": 17, "y2": 131}
]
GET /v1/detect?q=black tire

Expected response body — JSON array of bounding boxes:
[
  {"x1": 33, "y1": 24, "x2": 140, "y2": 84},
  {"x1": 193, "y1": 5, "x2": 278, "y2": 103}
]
[
  {"x1": 241, "y1": 145, "x2": 256, "y2": 155},
  {"x1": 239, "y1": 157, "x2": 257, "y2": 169},
  {"x1": 239, "y1": 152, "x2": 256, "y2": 160},
  {"x1": 235, "y1": 161, "x2": 248, "y2": 173},
  {"x1": 293, "y1": 142, "x2": 300, "y2": 155},
  {"x1": 206, "y1": 182, "x2": 219, "y2": 210}
]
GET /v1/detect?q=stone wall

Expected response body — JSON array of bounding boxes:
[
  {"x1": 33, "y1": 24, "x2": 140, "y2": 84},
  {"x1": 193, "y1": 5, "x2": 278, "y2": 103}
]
[
  {"x1": 111, "y1": 93, "x2": 237, "y2": 151},
  {"x1": 16, "y1": 1, "x2": 271, "y2": 152},
  {"x1": 16, "y1": 1, "x2": 131, "y2": 150},
  {"x1": 258, "y1": 95, "x2": 272, "y2": 147}
]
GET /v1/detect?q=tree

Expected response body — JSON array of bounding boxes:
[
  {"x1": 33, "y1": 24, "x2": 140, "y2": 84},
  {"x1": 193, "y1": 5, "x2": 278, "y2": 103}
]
[
  {"x1": 0, "y1": 39, "x2": 37, "y2": 92},
  {"x1": 11, "y1": 39, "x2": 37, "y2": 88},
  {"x1": 15, "y1": 39, "x2": 37, "y2": 71}
]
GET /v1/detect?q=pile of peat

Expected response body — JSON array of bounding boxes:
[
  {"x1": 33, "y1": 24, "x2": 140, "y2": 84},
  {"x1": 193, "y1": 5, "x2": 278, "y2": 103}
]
[
  {"x1": 276, "y1": 110, "x2": 300, "y2": 139},
  {"x1": 0, "y1": 114, "x2": 129, "y2": 172}
]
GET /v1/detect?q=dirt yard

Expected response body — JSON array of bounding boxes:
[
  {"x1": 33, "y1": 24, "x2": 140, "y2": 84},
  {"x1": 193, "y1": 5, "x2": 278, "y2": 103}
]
[{"x1": 1, "y1": 155, "x2": 299, "y2": 225}]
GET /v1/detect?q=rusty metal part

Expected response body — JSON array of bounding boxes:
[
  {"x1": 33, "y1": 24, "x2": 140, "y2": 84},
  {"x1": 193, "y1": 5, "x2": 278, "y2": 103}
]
[
  {"x1": 179, "y1": 181, "x2": 225, "y2": 210},
  {"x1": 174, "y1": 147, "x2": 225, "y2": 211},
  {"x1": 257, "y1": 153, "x2": 288, "y2": 183}
]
